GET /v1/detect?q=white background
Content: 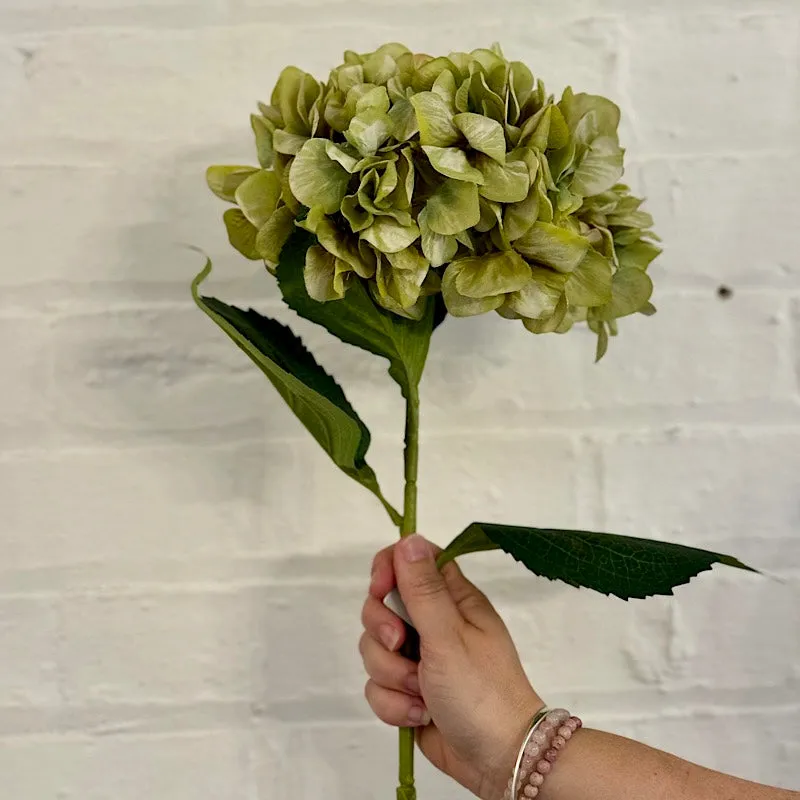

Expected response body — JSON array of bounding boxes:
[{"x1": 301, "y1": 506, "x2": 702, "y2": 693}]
[{"x1": 0, "y1": 0, "x2": 799, "y2": 797}]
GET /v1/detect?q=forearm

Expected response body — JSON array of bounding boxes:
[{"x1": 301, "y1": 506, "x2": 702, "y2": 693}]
[{"x1": 539, "y1": 728, "x2": 798, "y2": 800}]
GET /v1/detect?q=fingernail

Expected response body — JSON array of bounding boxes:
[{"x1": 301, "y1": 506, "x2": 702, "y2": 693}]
[
  {"x1": 408, "y1": 705, "x2": 430, "y2": 726},
  {"x1": 406, "y1": 672, "x2": 420, "y2": 695},
  {"x1": 401, "y1": 534, "x2": 430, "y2": 563},
  {"x1": 380, "y1": 624, "x2": 400, "y2": 651}
]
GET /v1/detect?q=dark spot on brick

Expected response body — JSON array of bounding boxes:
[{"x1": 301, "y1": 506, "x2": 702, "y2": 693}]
[{"x1": 717, "y1": 285, "x2": 733, "y2": 300}]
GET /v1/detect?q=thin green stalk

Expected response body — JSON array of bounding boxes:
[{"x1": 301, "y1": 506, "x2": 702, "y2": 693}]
[{"x1": 397, "y1": 384, "x2": 420, "y2": 800}]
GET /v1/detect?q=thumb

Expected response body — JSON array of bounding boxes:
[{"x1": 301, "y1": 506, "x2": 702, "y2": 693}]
[{"x1": 394, "y1": 534, "x2": 463, "y2": 641}]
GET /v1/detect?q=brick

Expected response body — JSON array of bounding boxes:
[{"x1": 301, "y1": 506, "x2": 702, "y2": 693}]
[
  {"x1": 601, "y1": 430, "x2": 800, "y2": 552},
  {"x1": 252, "y1": 722, "x2": 458, "y2": 800},
  {"x1": 638, "y1": 156, "x2": 800, "y2": 287},
  {"x1": 0, "y1": 444, "x2": 266, "y2": 572},
  {"x1": 664, "y1": 573, "x2": 800, "y2": 691},
  {"x1": 0, "y1": 314, "x2": 55, "y2": 450},
  {"x1": 0, "y1": 164, "x2": 258, "y2": 292},
  {"x1": 486, "y1": 577, "x2": 677, "y2": 696},
  {"x1": 0, "y1": 732, "x2": 250, "y2": 800},
  {"x1": 60, "y1": 590, "x2": 264, "y2": 704},
  {"x1": 627, "y1": 14, "x2": 799, "y2": 154},
  {"x1": 0, "y1": 598, "x2": 60, "y2": 706},
  {"x1": 49, "y1": 307, "x2": 272, "y2": 442},
  {"x1": 628, "y1": 707, "x2": 800, "y2": 786},
  {"x1": 584, "y1": 291, "x2": 794, "y2": 407},
  {"x1": 422, "y1": 433, "x2": 581, "y2": 534},
  {"x1": 794, "y1": 299, "x2": 800, "y2": 394}
]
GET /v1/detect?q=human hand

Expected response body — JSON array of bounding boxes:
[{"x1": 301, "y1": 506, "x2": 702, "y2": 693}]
[{"x1": 360, "y1": 534, "x2": 544, "y2": 800}]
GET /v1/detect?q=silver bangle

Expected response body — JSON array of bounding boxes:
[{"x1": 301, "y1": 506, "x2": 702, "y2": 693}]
[{"x1": 510, "y1": 706, "x2": 550, "y2": 800}]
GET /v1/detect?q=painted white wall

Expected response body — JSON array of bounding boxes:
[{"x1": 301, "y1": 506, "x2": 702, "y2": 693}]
[{"x1": 0, "y1": 1, "x2": 798, "y2": 797}]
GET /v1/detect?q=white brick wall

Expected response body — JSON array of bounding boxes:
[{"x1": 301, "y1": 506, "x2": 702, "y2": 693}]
[{"x1": 0, "y1": 1, "x2": 798, "y2": 797}]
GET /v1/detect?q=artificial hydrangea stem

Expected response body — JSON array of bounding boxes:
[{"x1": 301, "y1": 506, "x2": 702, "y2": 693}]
[{"x1": 397, "y1": 384, "x2": 420, "y2": 800}]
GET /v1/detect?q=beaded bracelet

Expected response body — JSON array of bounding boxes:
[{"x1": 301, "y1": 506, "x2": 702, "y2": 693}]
[{"x1": 504, "y1": 708, "x2": 582, "y2": 800}]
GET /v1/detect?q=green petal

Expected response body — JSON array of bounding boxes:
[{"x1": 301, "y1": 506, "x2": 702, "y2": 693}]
[
  {"x1": 271, "y1": 66, "x2": 309, "y2": 133},
  {"x1": 289, "y1": 139, "x2": 350, "y2": 214},
  {"x1": 410, "y1": 91, "x2": 461, "y2": 147},
  {"x1": 454, "y1": 78, "x2": 471, "y2": 113},
  {"x1": 422, "y1": 145, "x2": 484, "y2": 183},
  {"x1": 234, "y1": 169, "x2": 281, "y2": 228},
  {"x1": 255, "y1": 206, "x2": 295, "y2": 264},
  {"x1": 335, "y1": 64, "x2": 365, "y2": 93},
  {"x1": 344, "y1": 109, "x2": 394, "y2": 156},
  {"x1": 431, "y1": 68, "x2": 458, "y2": 106},
  {"x1": 522, "y1": 294, "x2": 569, "y2": 334},
  {"x1": 273, "y1": 129, "x2": 310, "y2": 155},
  {"x1": 206, "y1": 165, "x2": 258, "y2": 202},
  {"x1": 388, "y1": 99, "x2": 420, "y2": 141},
  {"x1": 596, "y1": 267, "x2": 654, "y2": 320},
  {"x1": 506, "y1": 268, "x2": 566, "y2": 319},
  {"x1": 412, "y1": 56, "x2": 458, "y2": 92},
  {"x1": 316, "y1": 217, "x2": 372, "y2": 275},
  {"x1": 508, "y1": 62, "x2": 534, "y2": 121},
  {"x1": 391, "y1": 148, "x2": 415, "y2": 210},
  {"x1": 419, "y1": 207, "x2": 459, "y2": 267},
  {"x1": 617, "y1": 241, "x2": 662, "y2": 271},
  {"x1": 341, "y1": 194, "x2": 373, "y2": 232},
  {"x1": 355, "y1": 85, "x2": 391, "y2": 115},
  {"x1": 570, "y1": 136, "x2": 624, "y2": 196},
  {"x1": 477, "y1": 155, "x2": 529, "y2": 203},
  {"x1": 324, "y1": 91, "x2": 353, "y2": 132},
  {"x1": 381, "y1": 247, "x2": 430, "y2": 308},
  {"x1": 363, "y1": 52, "x2": 398, "y2": 86},
  {"x1": 251, "y1": 115, "x2": 275, "y2": 169},
  {"x1": 470, "y1": 47, "x2": 505, "y2": 74},
  {"x1": 442, "y1": 260, "x2": 505, "y2": 317},
  {"x1": 503, "y1": 185, "x2": 540, "y2": 241},
  {"x1": 295, "y1": 204, "x2": 326, "y2": 235},
  {"x1": 325, "y1": 141, "x2": 360, "y2": 172},
  {"x1": 304, "y1": 244, "x2": 344, "y2": 301},
  {"x1": 360, "y1": 216, "x2": 420, "y2": 253},
  {"x1": 556, "y1": 186, "x2": 583, "y2": 216},
  {"x1": 608, "y1": 209, "x2": 655, "y2": 229},
  {"x1": 559, "y1": 88, "x2": 621, "y2": 137},
  {"x1": 453, "y1": 250, "x2": 530, "y2": 299},
  {"x1": 521, "y1": 104, "x2": 570, "y2": 152},
  {"x1": 565, "y1": 248, "x2": 613, "y2": 307},
  {"x1": 476, "y1": 197, "x2": 500, "y2": 233},
  {"x1": 369, "y1": 281, "x2": 428, "y2": 320},
  {"x1": 257, "y1": 102, "x2": 283, "y2": 126},
  {"x1": 223, "y1": 208, "x2": 259, "y2": 259},
  {"x1": 424, "y1": 179, "x2": 480, "y2": 235},
  {"x1": 514, "y1": 222, "x2": 590, "y2": 273},
  {"x1": 453, "y1": 112, "x2": 507, "y2": 163},
  {"x1": 375, "y1": 161, "x2": 398, "y2": 203}
]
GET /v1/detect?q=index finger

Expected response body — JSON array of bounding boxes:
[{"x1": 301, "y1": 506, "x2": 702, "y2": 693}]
[{"x1": 369, "y1": 544, "x2": 396, "y2": 599}]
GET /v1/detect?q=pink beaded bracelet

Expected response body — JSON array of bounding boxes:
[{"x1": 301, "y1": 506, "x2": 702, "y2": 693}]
[{"x1": 504, "y1": 708, "x2": 582, "y2": 800}]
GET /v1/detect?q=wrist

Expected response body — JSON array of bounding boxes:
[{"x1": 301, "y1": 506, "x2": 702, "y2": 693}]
[{"x1": 480, "y1": 691, "x2": 546, "y2": 800}]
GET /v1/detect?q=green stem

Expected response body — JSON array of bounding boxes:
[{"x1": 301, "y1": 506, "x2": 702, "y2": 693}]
[
  {"x1": 401, "y1": 386, "x2": 420, "y2": 538},
  {"x1": 397, "y1": 384, "x2": 420, "y2": 800}
]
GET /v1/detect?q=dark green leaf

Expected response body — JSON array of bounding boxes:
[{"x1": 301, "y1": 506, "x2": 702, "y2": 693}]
[
  {"x1": 276, "y1": 230, "x2": 434, "y2": 400},
  {"x1": 192, "y1": 256, "x2": 400, "y2": 525},
  {"x1": 438, "y1": 522, "x2": 756, "y2": 600}
]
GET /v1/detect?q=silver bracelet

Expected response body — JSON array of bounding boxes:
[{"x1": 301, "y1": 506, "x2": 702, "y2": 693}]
[{"x1": 508, "y1": 706, "x2": 550, "y2": 800}]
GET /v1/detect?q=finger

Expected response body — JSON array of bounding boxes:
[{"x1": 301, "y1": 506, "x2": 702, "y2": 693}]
[
  {"x1": 364, "y1": 679, "x2": 430, "y2": 727},
  {"x1": 440, "y1": 560, "x2": 497, "y2": 629},
  {"x1": 369, "y1": 544, "x2": 396, "y2": 600},
  {"x1": 394, "y1": 534, "x2": 462, "y2": 641},
  {"x1": 360, "y1": 594, "x2": 406, "y2": 652},
  {"x1": 359, "y1": 632, "x2": 421, "y2": 695}
]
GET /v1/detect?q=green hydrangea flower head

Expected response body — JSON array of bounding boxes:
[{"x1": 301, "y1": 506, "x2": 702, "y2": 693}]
[{"x1": 207, "y1": 42, "x2": 661, "y2": 358}]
